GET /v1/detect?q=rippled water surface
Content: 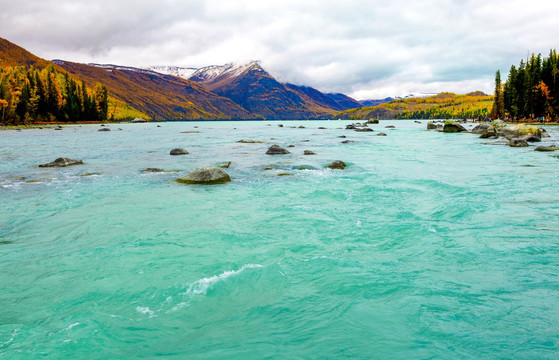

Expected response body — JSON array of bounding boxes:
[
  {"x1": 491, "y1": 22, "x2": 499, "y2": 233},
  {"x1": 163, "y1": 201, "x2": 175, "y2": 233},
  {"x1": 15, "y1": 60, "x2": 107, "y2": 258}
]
[{"x1": 1, "y1": 120, "x2": 559, "y2": 359}]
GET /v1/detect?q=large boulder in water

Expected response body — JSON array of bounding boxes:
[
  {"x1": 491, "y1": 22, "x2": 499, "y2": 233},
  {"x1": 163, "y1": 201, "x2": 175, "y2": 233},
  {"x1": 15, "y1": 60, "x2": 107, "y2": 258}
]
[
  {"x1": 471, "y1": 123, "x2": 492, "y2": 134},
  {"x1": 327, "y1": 160, "x2": 347, "y2": 170},
  {"x1": 479, "y1": 127, "x2": 497, "y2": 139},
  {"x1": 491, "y1": 119, "x2": 508, "y2": 129},
  {"x1": 426, "y1": 122, "x2": 439, "y2": 130},
  {"x1": 38, "y1": 157, "x2": 83, "y2": 167},
  {"x1": 170, "y1": 148, "x2": 189, "y2": 155},
  {"x1": 508, "y1": 138, "x2": 529, "y2": 147},
  {"x1": 534, "y1": 145, "x2": 559, "y2": 152},
  {"x1": 498, "y1": 124, "x2": 541, "y2": 141},
  {"x1": 176, "y1": 166, "x2": 231, "y2": 185},
  {"x1": 266, "y1": 145, "x2": 290, "y2": 155},
  {"x1": 442, "y1": 120, "x2": 467, "y2": 133}
]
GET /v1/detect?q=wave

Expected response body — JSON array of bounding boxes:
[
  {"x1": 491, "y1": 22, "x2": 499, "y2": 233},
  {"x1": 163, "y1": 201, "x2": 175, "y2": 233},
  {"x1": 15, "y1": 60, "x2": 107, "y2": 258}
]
[{"x1": 184, "y1": 264, "x2": 264, "y2": 297}]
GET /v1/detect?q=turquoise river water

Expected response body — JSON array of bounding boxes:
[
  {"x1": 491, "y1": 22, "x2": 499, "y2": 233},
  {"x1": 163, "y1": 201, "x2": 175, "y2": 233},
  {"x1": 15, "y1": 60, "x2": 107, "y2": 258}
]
[{"x1": 1, "y1": 120, "x2": 558, "y2": 359}]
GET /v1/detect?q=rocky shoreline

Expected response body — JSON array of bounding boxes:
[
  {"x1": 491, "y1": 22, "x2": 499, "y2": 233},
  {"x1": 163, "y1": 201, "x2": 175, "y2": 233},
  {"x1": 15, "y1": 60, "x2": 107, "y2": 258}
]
[{"x1": 426, "y1": 119, "x2": 556, "y2": 150}]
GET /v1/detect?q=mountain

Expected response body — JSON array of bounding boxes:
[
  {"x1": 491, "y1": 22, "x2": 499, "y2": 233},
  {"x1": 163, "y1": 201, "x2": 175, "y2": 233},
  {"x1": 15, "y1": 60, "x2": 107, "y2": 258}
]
[
  {"x1": 0, "y1": 37, "x2": 57, "y2": 69},
  {"x1": 53, "y1": 61, "x2": 253, "y2": 120},
  {"x1": 360, "y1": 97, "x2": 395, "y2": 107},
  {"x1": 337, "y1": 92, "x2": 492, "y2": 120},
  {"x1": 185, "y1": 61, "x2": 361, "y2": 119},
  {"x1": 1, "y1": 36, "x2": 363, "y2": 121},
  {"x1": 324, "y1": 93, "x2": 364, "y2": 110},
  {"x1": 0, "y1": 37, "x2": 147, "y2": 123}
]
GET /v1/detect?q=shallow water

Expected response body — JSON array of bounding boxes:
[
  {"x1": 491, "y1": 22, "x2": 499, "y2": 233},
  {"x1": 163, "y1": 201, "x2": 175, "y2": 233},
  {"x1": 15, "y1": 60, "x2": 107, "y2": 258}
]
[{"x1": 1, "y1": 120, "x2": 558, "y2": 359}]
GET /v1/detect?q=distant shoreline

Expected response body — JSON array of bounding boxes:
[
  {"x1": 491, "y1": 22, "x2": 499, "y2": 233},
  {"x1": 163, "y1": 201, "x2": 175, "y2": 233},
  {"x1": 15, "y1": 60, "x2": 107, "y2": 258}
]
[{"x1": 2, "y1": 118, "x2": 558, "y2": 130}]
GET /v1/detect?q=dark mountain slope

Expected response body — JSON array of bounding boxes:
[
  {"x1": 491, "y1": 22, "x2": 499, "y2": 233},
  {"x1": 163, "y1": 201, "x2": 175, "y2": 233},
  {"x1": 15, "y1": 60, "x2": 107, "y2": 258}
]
[{"x1": 54, "y1": 61, "x2": 253, "y2": 120}]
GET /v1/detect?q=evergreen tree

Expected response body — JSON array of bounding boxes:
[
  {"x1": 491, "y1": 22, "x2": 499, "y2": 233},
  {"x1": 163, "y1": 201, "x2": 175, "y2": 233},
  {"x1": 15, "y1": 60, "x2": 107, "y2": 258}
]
[{"x1": 491, "y1": 70, "x2": 504, "y2": 118}]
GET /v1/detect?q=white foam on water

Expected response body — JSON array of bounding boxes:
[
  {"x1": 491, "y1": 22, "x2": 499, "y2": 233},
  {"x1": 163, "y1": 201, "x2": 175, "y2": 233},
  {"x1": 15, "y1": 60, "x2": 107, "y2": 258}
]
[
  {"x1": 136, "y1": 306, "x2": 155, "y2": 317},
  {"x1": 65, "y1": 322, "x2": 80, "y2": 331},
  {"x1": 184, "y1": 264, "x2": 264, "y2": 297}
]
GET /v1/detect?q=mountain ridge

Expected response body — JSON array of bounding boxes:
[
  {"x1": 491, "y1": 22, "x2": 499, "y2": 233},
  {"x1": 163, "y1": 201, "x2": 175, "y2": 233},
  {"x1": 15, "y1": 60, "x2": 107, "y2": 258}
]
[{"x1": 1, "y1": 36, "x2": 363, "y2": 121}]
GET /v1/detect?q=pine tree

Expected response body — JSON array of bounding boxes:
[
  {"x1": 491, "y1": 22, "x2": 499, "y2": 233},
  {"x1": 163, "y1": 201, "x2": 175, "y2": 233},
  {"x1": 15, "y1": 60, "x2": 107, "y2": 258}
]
[{"x1": 491, "y1": 70, "x2": 504, "y2": 118}]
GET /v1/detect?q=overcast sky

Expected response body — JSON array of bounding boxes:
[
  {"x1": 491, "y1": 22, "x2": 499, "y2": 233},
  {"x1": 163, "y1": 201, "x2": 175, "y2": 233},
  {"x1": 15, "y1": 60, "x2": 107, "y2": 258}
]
[{"x1": 1, "y1": 0, "x2": 558, "y2": 99}]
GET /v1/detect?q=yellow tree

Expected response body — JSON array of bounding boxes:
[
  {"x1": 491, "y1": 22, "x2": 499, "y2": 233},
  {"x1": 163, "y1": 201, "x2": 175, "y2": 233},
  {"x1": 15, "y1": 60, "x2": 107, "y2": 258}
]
[{"x1": 0, "y1": 99, "x2": 7, "y2": 122}]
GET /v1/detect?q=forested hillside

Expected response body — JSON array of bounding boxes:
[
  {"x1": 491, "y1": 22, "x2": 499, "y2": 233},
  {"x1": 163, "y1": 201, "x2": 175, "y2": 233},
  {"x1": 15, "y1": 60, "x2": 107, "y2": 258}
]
[{"x1": 337, "y1": 92, "x2": 493, "y2": 120}]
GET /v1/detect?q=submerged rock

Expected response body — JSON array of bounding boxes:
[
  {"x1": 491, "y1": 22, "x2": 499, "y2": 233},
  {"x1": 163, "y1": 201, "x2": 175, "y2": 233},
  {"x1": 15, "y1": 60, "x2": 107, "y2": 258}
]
[
  {"x1": 376, "y1": 132, "x2": 387, "y2": 136},
  {"x1": 534, "y1": 145, "x2": 559, "y2": 152},
  {"x1": 355, "y1": 127, "x2": 374, "y2": 132},
  {"x1": 237, "y1": 139, "x2": 266, "y2": 143},
  {"x1": 170, "y1": 148, "x2": 189, "y2": 155},
  {"x1": 385, "y1": 125, "x2": 396, "y2": 129},
  {"x1": 327, "y1": 160, "x2": 347, "y2": 170},
  {"x1": 175, "y1": 166, "x2": 231, "y2": 185},
  {"x1": 142, "y1": 168, "x2": 165, "y2": 173},
  {"x1": 341, "y1": 140, "x2": 355, "y2": 144},
  {"x1": 38, "y1": 157, "x2": 83, "y2": 167},
  {"x1": 266, "y1": 145, "x2": 290, "y2": 155},
  {"x1": 303, "y1": 150, "x2": 316, "y2": 155},
  {"x1": 98, "y1": 127, "x2": 111, "y2": 132}
]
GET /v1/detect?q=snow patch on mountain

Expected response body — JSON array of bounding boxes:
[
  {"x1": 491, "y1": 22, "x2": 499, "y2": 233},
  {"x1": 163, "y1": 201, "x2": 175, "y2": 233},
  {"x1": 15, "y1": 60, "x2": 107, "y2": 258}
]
[
  {"x1": 145, "y1": 65, "x2": 197, "y2": 80},
  {"x1": 188, "y1": 61, "x2": 264, "y2": 82}
]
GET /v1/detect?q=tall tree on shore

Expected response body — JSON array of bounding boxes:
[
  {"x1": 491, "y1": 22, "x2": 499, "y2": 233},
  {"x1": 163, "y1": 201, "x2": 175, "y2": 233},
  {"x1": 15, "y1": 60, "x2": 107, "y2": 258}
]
[
  {"x1": 502, "y1": 51, "x2": 559, "y2": 120},
  {"x1": 491, "y1": 70, "x2": 504, "y2": 118}
]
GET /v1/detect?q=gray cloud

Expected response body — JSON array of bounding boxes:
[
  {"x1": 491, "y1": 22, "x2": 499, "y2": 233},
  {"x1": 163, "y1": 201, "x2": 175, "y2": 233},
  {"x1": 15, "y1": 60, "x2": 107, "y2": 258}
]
[{"x1": 1, "y1": 0, "x2": 558, "y2": 98}]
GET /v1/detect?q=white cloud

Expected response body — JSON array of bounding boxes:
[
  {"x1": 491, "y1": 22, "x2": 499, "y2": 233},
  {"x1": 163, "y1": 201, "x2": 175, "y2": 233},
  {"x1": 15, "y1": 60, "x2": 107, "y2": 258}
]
[{"x1": 1, "y1": 0, "x2": 558, "y2": 99}]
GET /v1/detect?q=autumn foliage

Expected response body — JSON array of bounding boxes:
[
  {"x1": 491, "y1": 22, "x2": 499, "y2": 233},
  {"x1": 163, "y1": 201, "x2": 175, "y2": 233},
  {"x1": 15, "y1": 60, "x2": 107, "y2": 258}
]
[
  {"x1": 337, "y1": 92, "x2": 493, "y2": 120},
  {"x1": 0, "y1": 65, "x2": 109, "y2": 125}
]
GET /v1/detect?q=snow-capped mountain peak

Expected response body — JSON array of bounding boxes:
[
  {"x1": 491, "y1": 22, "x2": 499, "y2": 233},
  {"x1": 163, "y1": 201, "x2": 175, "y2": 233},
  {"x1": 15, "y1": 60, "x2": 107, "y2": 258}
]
[
  {"x1": 188, "y1": 61, "x2": 264, "y2": 82},
  {"x1": 144, "y1": 65, "x2": 198, "y2": 80}
]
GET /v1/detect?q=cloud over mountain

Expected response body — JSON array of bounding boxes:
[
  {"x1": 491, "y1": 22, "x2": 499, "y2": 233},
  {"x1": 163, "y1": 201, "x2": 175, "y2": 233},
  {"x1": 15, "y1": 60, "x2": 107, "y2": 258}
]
[{"x1": 2, "y1": 0, "x2": 558, "y2": 98}]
